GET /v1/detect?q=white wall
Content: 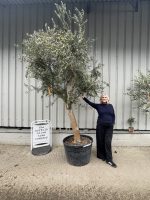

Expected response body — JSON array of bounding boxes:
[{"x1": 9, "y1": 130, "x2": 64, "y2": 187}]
[{"x1": 0, "y1": 1, "x2": 150, "y2": 130}]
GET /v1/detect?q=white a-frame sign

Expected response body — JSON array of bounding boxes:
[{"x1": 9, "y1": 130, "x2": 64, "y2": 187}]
[{"x1": 31, "y1": 120, "x2": 52, "y2": 155}]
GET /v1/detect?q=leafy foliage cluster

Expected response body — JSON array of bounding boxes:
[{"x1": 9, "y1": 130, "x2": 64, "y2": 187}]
[
  {"x1": 127, "y1": 117, "x2": 135, "y2": 127},
  {"x1": 127, "y1": 72, "x2": 150, "y2": 112},
  {"x1": 22, "y1": 2, "x2": 106, "y2": 109}
]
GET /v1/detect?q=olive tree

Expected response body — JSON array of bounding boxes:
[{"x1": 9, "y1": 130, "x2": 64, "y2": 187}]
[
  {"x1": 22, "y1": 2, "x2": 107, "y2": 143},
  {"x1": 127, "y1": 71, "x2": 150, "y2": 113}
]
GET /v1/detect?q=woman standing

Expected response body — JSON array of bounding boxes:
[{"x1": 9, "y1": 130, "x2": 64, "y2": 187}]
[{"x1": 82, "y1": 94, "x2": 117, "y2": 168}]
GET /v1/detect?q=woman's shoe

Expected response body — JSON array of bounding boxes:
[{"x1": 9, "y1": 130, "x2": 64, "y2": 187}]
[{"x1": 106, "y1": 160, "x2": 117, "y2": 168}]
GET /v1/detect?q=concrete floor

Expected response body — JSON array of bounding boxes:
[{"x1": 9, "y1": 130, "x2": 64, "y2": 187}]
[{"x1": 0, "y1": 144, "x2": 150, "y2": 200}]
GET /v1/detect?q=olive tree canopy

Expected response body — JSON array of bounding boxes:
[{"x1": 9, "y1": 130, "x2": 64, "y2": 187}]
[
  {"x1": 22, "y1": 2, "x2": 107, "y2": 143},
  {"x1": 127, "y1": 72, "x2": 150, "y2": 113}
]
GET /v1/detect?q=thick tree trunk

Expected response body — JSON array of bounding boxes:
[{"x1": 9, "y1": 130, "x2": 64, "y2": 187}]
[
  {"x1": 67, "y1": 109, "x2": 81, "y2": 143},
  {"x1": 48, "y1": 86, "x2": 52, "y2": 96}
]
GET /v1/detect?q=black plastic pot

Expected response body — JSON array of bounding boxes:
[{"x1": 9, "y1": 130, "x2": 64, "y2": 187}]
[{"x1": 63, "y1": 135, "x2": 93, "y2": 166}]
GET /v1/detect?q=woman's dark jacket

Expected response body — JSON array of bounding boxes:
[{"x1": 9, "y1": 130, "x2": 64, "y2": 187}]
[{"x1": 83, "y1": 97, "x2": 115, "y2": 126}]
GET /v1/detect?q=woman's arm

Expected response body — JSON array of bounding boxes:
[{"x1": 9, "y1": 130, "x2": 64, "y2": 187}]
[{"x1": 82, "y1": 97, "x2": 98, "y2": 109}]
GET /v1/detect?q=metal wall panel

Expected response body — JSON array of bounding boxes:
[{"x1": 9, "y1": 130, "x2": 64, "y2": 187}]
[{"x1": 0, "y1": 2, "x2": 150, "y2": 129}]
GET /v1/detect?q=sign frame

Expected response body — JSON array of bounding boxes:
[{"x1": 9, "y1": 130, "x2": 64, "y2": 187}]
[{"x1": 31, "y1": 120, "x2": 52, "y2": 155}]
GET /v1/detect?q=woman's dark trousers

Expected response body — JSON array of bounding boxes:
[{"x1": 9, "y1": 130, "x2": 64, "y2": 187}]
[{"x1": 96, "y1": 124, "x2": 113, "y2": 162}]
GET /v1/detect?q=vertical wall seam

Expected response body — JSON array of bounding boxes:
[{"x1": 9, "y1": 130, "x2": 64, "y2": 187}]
[
  {"x1": 92, "y1": 2, "x2": 97, "y2": 129},
  {"x1": 85, "y1": 1, "x2": 90, "y2": 129},
  {"x1": 108, "y1": 2, "x2": 111, "y2": 98},
  {"x1": 1, "y1": 7, "x2": 4, "y2": 126},
  {"x1": 28, "y1": 4, "x2": 31, "y2": 126},
  {"x1": 146, "y1": 5, "x2": 150, "y2": 76},
  {"x1": 130, "y1": 11, "x2": 134, "y2": 118},
  {"x1": 115, "y1": 2, "x2": 119, "y2": 128},
  {"x1": 14, "y1": 5, "x2": 17, "y2": 127},
  {"x1": 0, "y1": 6, "x2": 1, "y2": 125},
  {"x1": 122, "y1": 3, "x2": 127, "y2": 129},
  {"x1": 41, "y1": 4, "x2": 44, "y2": 120},
  {"x1": 101, "y1": 2, "x2": 104, "y2": 93},
  {"x1": 35, "y1": 4, "x2": 38, "y2": 121},
  {"x1": 85, "y1": 2, "x2": 89, "y2": 129},
  {"x1": 137, "y1": 3, "x2": 142, "y2": 129},
  {"x1": 145, "y1": 3, "x2": 150, "y2": 129},
  {"x1": 8, "y1": 6, "x2": 10, "y2": 126},
  {"x1": 21, "y1": 5, "x2": 24, "y2": 127},
  {"x1": 47, "y1": 4, "x2": 51, "y2": 122},
  {"x1": 56, "y1": 98, "x2": 58, "y2": 128},
  {"x1": 63, "y1": 3, "x2": 68, "y2": 127}
]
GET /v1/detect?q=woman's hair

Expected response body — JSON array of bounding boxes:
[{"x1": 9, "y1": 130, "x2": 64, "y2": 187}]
[{"x1": 100, "y1": 94, "x2": 110, "y2": 103}]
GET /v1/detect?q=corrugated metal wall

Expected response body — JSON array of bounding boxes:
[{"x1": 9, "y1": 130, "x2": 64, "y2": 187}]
[{"x1": 0, "y1": 1, "x2": 150, "y2": 130}]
